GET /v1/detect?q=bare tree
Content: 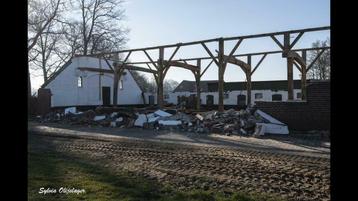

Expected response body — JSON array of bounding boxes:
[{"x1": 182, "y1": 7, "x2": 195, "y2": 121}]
[
  {"x1": 28, "y1": 0, "x2": 63, "y2": 98},
  {"x1": 30, "y1": 22, "x2": 68, "y2": 82},
  {"x1": 28, "y1": 0, "x2": 62, "y2": 52},
  {"x1": 68, "y1": 0, "x2": 128, "y2": 55},
  {"x1": 164, "y1": 80, "x2": 179, "y2": 94},
  {"x1": 308, "y1": 38, "x2": 330, "y2": 80}
]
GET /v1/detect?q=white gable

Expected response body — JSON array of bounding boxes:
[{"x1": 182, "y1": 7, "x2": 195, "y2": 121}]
[{"x1": 44, "y1": 56, "x2": 144, "y2": 107}]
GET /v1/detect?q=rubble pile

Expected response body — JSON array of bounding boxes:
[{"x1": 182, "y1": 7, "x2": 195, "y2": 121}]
[
  {"x1": 40, "y1": 106, "x2": 138, "y2": 128},
  {"x1": 39, "y1": 106, "x2": 289, "y2": 135}
]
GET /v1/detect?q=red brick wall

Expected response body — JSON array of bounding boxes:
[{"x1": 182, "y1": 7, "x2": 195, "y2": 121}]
[{"x1": 255, "y1": 81, "x2": 330, "y2": 131}]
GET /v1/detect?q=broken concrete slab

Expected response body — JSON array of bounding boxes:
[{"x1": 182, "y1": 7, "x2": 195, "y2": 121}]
[
  {"x1": 260, "y1": 123, "x2": 289, "y2": 135},
  {"x1": 134, "y1": 114, "x2": 147, "y2": 127},
  {"x1": 64, "y1": 107, "x2": 76, "y2": 115},
  {"x1": 254, "y1": 110, "x2": 289, "y2": 134},
  {"x1": 195, "y1": 114, "x2": 204, "y2": 121},
  {"x1": 158, "y1": 120, "x2": 182, "y2": 126},
  {"x1": 154, "y1": 110, "x2": 172, "y2": 117},
  {"x1": 93, "y1": 115, "x2": 106, "y2": 121}
]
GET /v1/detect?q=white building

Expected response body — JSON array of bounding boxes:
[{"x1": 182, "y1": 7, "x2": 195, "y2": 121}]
[
  {"x1": 166, "y1": 80, "x2": 304, "y2": 106},
  {"x1": 42, "y1": 56, "x2": 149, "y2": 108}
]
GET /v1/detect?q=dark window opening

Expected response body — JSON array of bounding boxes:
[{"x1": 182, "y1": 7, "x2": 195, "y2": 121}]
[
  {"x1": 255, "y1": 93, "x2": 263, "y2": 99},
  {"x1": 272, "y1": 94, "x2": 282, "y2": 101}
]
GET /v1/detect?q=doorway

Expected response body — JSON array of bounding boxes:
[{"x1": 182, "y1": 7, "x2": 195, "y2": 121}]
[
  {"x1": 237, "y1": 94, "x2": 246, "y2": 107},
  {"x1": 102, "y1": 87, "x2": 111, "y2": 106}
]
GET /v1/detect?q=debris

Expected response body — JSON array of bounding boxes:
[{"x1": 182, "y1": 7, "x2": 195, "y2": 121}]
[
  {"x1": 154, "y1": 110, "x2": 172, "y2": 117},
  {"x1": 39, "y1": 105, "x2": 289, "y2": 136},
  {"x1": 64, "y1": 107, "x2": 76, "y2": 115},
  {"x1": 134, "y1": 114, "x2": 147, "y2": 127},
  {"x1": 254, "y1": 110, "x2": 289, "y2": 134},
  {"x1": 158, "y1": 120, "x2": 182, "y2": 126},
  {"x1": 93, "y1": 115, "x2": 106, "y2": 121},
  {"x1": 195, "y1": 114, "x2": 204, "y2": 121},
  {"x1": 253, "y1": 123, "x2": 266, "y2": 136},
  {"x1": 110, "y1": 121, "x2": 117, "y2": 127}
]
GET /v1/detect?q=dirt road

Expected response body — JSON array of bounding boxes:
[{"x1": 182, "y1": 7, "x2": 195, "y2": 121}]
[{"x1": 29, "y1": 124, "x2": 330, "y2": 201}]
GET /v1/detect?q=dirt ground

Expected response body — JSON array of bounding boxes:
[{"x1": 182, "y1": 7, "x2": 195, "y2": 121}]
[{"x1": 28, "y1": 122, "x2": 330, "y2": 201}]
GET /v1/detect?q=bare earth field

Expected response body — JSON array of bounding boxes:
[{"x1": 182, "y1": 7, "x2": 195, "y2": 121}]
[{"x1": 28, "y1": 122, "x2": 330, "y2": 201}]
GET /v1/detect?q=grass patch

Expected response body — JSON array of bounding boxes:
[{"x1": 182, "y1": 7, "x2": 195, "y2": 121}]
[{"x1": 28, "y1": 135, "x2": 285, "y2": 201}]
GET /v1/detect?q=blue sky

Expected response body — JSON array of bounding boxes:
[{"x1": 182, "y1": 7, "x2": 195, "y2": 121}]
[
  {"x1": 31, "y1": 0, "x2": 330, "y2": 90},
  {"x1": 122, "y1": 0, "x2": 330, "y2": 83}
]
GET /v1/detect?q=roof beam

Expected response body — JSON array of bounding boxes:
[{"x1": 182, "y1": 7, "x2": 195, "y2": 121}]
[
  {"x1": 307, "y1": 49, "x2": 326, "y2": 72},
  {"x1": 250, "y1": 53, "x2": 267, "y2": 76},
  {"x1": 163, "y1": 60, "x2": 199, "y2": 72},
  {"x1": 87, "y1": 26, "x2": 329, "y2": 56},
  {"x1": 124, "y1": 46, "x2": 330, "y2": 65},
  {"x1": 223, "y1": 55, "x2": 250, "y2": 72},
  {"x1": 78, "y1": 64, "x2": 157, "y2": 74},
  {"x1": 78, "y1": 67, "x2": 114, "y2": 74}
]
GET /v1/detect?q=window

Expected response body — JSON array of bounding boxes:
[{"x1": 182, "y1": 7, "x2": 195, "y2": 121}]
[
  {"x1": 255, "y1": 93, "x2": 263, "y2": 99},
  {"x1": 272, "y1": 94, "x2": 282, "y2": 101},
  {"x1": 77, "y1": 76, "x2": 83, "y2": 87},
  {"x1": 224, "y1": 93, "x2": 229, "y2": 99},
  {"x1": 297, "y1": 92, "x2": 302, "y2": 99},
  {"x1": 119, "y1": 80, "x2": 123, "y2": 89},
  {"x1": 164, "y1": 94, "x2": 169, "y2": 99}
]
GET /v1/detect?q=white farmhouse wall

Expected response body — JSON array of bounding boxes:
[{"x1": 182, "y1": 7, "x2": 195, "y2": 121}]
[
  {"x1": 168, "y1": 88, "x2": 302, "y2": 105},
  {"x1": 45, "y1": 56, "x2": 144, "y2": 107}
]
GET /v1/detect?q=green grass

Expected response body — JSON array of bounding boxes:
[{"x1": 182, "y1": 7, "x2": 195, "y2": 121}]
[{"x1": 28, "y1": 137, "x2": 285, "y2": 201}]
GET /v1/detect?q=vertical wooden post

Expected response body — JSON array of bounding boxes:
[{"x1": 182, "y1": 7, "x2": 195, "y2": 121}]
[
  {"x1": 301, "y1": 50, "x2": 307, "y2": 100},
  {"x1": 246, "y1": 55, "x2": 252, "y2": 106},
  {"x1": 112, "y1": 53, "x2": 120, "y2": 106},
  {"x1": 284, "y1": 33, "x2": 294, "y2": 100},
  {"x1": 287, "y1": 57, "x2": 294, "y2": 100},
  {"x1": 195, "y1": 59, "x2": 201, "y2": 110},
  {"x1": 157, "y1": 47, "x2": 164, "y2": 108},
  {"x1": 218, "y1": 39, "x2": 225, "y2": 112}
]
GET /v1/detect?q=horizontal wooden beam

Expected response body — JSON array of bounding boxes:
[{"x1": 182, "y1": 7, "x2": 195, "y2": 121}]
[
  {"x1": 78, "y1": 64, "x2": 157, "y2": 74},
  {"x1": 87, "y1": 26, "x2": 330, "y2": 56},
  {"x1": 78, "y1": 67, "x2": 114, "y2": 74},
  {"x1": 124, "y1": 46, "x2": 330, "y2": 65}
]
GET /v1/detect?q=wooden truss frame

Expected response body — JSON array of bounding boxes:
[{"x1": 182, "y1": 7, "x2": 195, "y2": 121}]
[{"x1": 84, "y1": 26, "x2": 330, "y2": 111}]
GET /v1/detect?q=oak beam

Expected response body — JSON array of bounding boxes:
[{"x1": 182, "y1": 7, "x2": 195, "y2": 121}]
[
  {"x1": 287, "y1": 57, "x2": 294, "y2": 100},
  {"x1": 88, "y1": 26, "x2": 329, "y2": 56},
  {"x1": 251, "y1": 54, "x2": 267, "y2": 76},
  {"x1": 218, "y1": 39, "x2": 225, "y2": 112},
  {"x1": 163, "y1": 60, "x2": 199, "y2": 72},
  {"x1": 157, "y1": 48, "x2": 165, "y2": 108},
  {"x1": 195, "y1": 59, "x2": 201, "y2": 110},
  {"x1": 200, "y1": 59, "x2": 214, "y2": 77},
  {"x1": 290, "y1": 32, "x2": 304, "y2": 49},
  {"x1": 307, "y1": 49, "x2": 326, "y2": 72}
]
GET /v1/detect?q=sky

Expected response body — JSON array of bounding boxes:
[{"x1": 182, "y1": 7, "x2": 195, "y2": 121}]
[{"x1": 31, "y1": 0, "x2": 330, "y2": 92}]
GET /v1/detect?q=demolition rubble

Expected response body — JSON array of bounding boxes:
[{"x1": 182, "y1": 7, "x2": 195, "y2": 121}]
[{"x1": 39, "y1": 106, "x2": 289, "y2": 136}]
